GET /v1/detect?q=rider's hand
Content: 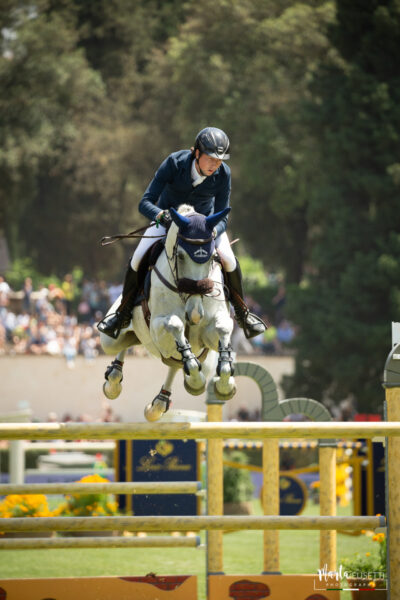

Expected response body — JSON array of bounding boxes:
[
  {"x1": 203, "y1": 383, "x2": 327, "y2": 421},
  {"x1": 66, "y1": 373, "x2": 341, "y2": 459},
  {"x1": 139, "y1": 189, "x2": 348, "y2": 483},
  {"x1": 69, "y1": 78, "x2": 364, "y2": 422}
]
[
  {"x1": 159, "y1": 210, "x2": 172, "y2": 228},
  {"x1": 212, "y1": 228, "x2": 218, "y2": 239}
]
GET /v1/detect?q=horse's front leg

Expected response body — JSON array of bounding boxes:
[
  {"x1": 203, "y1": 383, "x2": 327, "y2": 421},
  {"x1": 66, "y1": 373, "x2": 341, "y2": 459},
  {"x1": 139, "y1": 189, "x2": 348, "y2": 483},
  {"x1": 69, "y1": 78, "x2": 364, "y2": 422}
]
[
  {"x1": 103, "y1": 350, "x2": 126, "y2": 400},
  {"x1": 153, "y1": 314, "x2": 206, "y2": 396}
]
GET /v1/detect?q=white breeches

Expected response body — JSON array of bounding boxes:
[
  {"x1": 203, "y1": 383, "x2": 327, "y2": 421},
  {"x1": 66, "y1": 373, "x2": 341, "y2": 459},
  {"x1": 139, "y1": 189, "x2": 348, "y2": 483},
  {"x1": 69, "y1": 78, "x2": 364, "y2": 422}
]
[{"x1": 130, "y1": 223, "x2": 236, "y2": 272}]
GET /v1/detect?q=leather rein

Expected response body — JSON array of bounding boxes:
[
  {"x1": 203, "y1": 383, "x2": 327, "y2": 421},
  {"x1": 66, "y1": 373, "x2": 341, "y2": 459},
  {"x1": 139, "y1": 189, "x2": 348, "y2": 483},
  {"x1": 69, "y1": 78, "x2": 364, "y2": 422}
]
[{"x1": 101, "y1": 221, "x2": 166, "y2": 246}]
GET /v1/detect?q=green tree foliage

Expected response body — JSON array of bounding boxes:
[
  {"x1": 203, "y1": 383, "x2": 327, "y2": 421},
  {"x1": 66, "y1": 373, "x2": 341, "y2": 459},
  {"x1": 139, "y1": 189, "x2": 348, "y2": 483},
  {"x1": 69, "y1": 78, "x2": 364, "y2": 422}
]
[
  {"x1": 141, "y1": 0, "x2": 335, "y2": 282},
  {"x1": 0, "y1": 0, "x2": 191, "y2": 278},
  {"x1": 1, "y1": 0, "x2": 334, "y2": 280},
  {"x1": 283, "y1": 0, "x2": 400, "y2": 412}
]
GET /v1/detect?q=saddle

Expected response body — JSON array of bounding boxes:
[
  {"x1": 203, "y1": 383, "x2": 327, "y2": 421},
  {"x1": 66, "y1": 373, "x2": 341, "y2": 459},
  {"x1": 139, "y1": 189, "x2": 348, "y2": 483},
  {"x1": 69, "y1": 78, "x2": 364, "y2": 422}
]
[{"x1": 133, "y1": 240, "x2": 164, "y2": 326}]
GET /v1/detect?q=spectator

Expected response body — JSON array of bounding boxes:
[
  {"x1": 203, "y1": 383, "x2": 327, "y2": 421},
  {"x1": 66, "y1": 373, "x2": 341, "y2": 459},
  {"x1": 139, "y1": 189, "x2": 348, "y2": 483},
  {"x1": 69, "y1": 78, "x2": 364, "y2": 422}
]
[
  {"x1": 272, "y1": 281, "x2": 286, "y2": 324},
  {"x1": 22, "y1": 277, "x2": 33, "y2": 313},
  {"x1": 108, "y1": 281, "x2": 123, "y2": 305},
  {"x1": 276, "y1": 319, "x2": 295, "y2": 348},
  {"x1": 0, "y1": 275, "x2": 11, "y2": 310},
  {"x1": 61, "y1": 274, "x2": 75, "y2": 316}
]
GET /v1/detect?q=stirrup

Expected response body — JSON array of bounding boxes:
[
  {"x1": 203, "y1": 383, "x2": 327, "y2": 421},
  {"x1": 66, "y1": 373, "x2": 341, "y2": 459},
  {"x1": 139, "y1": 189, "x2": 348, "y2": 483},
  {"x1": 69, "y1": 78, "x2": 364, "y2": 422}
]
[
  {"x1": 243, "y1": 311, "x2": 267, "y2": 339},
  {"x1": 97, "y1": 310, "x2": 132, "y2": 339},
  {"x1": 235, "y1": 309, "x2": 267, "y2": 339}
]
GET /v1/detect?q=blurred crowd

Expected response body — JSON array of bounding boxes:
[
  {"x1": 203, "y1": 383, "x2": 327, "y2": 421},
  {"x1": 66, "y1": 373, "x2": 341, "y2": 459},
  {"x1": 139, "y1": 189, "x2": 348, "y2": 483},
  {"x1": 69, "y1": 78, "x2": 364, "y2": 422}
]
[
  {"x1": 0, "y1": 272, "x2": 296, "y2": 360},
  {"x1": 234, "y1": 282, "x2": 297, "y2": 356},
  {"x1": 0, "y1": 273, "x2": 120, "y2": 363}
]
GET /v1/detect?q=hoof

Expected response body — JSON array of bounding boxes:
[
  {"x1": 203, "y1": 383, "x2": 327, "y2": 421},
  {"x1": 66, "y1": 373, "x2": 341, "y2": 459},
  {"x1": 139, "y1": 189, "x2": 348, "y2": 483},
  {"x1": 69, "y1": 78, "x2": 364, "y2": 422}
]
[
  {"x1": 184, "y1": 378, "x2": 206, "y2": 396},
  {"x1": 144, "y1": 398, "x2": 169, "y2": 422},
  {"x1": 144, "y1": 390, "x2": 171, "y2": 422},
  {"x1": 213, "y1": 379, "x2": 237, "y2": 401},
  {"x1": 103, "y1": 381, "x2": 122, "y2": 400}
]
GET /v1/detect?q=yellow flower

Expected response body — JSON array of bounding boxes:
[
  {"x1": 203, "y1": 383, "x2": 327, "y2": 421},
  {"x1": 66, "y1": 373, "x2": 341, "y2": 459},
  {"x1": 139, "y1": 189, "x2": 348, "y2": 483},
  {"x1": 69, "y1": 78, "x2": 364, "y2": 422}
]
[
  {"x1": 368, "y1": 581, "x2": 376, "y2": 589},
  {"x1": 365, "y1": 552, "x2": 371, "y2": 557}
]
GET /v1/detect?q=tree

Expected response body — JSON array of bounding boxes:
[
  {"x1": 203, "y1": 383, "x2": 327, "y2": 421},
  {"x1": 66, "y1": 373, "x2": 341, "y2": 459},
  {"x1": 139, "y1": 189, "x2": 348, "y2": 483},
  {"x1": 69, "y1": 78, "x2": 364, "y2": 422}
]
[
  {"x1": 283, "y1": 0, "x2": 400, "y2": 412},
  {"x1": 141, "y1": 0, "x2": 335, "y2": 282}
]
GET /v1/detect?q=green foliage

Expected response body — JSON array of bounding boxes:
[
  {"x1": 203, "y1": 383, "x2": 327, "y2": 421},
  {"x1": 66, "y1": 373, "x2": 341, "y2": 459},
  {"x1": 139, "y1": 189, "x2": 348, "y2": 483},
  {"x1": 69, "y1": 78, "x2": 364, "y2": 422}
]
[
  {"x1": 5, "y1": 258, "x2": 60, "y2": 289},
  {"x1": 238, "y1": 255, "x2": 268, "y2": 287},
  {"x1": 223, "y1": 450, "x2": 254, "y2": 504},
  {"x1": 283, "y1": 0, "x2": 400, "y2": 412}
]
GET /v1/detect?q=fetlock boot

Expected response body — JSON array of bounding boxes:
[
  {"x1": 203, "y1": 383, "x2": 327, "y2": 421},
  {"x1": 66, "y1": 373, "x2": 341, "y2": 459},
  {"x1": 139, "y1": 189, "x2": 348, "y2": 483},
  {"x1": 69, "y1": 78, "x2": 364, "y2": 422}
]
[
  {"x1": 97, "y1": 266, "x2": 139, "y2": 339},
  {"x1": 226, "y1": 259, "x2": 267, "y2": 339}
]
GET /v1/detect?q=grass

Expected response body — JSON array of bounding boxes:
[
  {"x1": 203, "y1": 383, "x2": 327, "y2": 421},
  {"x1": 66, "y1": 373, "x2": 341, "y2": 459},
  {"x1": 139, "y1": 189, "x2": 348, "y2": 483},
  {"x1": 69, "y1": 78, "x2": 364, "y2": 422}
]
[{"x1": 0, "y1": 500, "x2": 376, "y2": 600}]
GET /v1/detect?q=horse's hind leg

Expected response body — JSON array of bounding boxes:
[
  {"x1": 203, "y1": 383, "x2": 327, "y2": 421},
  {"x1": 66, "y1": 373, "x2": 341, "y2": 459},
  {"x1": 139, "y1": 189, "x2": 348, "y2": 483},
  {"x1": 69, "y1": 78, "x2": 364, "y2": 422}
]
[
  {"x1": 204, "y1": 321, "x2": 236, "y2": 401},
  {"x1": 144, "y1": 366, "x2": 179, "y2": 422},
  {"x1": 103, "y1": 350, "x2": 126, "y2": 400},
  {"x1": 214, "y1": 340, "x2": 236, "y2": 400}
]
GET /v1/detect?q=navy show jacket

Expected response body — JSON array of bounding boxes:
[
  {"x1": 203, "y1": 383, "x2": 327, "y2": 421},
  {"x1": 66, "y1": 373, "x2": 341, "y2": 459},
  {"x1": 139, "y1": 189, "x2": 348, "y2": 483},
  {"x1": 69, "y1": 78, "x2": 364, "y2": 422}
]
[{"x1": 138, "y1": 149, "x2": 231, "y2": 237}]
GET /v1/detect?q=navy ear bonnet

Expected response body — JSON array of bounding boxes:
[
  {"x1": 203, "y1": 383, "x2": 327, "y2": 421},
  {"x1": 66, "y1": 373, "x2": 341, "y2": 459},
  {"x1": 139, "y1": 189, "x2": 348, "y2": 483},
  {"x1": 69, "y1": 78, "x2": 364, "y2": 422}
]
[
  {"x1": 176, "y1": 214, "x2": 215, "y2": 264},
  {"x1": 169, "y1": 207, "x2": 231, "y2": 264}
]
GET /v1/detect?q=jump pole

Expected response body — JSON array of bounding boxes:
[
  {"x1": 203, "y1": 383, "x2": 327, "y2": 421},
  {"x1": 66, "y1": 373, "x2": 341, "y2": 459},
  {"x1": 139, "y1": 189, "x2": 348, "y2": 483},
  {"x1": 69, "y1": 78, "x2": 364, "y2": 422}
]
[{"x1": 2, "y1": 421, "x2": 400, "y2": 439}]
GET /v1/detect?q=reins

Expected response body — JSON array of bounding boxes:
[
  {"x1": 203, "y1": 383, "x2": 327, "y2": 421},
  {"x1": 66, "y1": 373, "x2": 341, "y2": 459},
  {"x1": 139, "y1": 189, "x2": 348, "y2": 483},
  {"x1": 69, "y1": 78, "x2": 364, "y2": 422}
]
[{"x1": 100, "y1": 222, "x2": 167, "y2": 246}]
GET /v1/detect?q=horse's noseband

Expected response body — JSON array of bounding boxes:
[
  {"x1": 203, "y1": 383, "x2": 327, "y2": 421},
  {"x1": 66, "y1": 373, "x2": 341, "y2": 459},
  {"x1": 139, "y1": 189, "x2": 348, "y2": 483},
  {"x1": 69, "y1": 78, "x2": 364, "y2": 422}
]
[{"x1": 177, "y1": 277, "x2": 214, "y2": 296}]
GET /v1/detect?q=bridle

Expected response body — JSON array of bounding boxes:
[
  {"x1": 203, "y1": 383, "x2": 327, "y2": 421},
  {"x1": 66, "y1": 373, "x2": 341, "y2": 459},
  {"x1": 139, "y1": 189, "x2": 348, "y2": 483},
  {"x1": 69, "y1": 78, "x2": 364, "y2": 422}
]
[{"x1": 154, "y1": 230, "x2": 226, "y2": 305}]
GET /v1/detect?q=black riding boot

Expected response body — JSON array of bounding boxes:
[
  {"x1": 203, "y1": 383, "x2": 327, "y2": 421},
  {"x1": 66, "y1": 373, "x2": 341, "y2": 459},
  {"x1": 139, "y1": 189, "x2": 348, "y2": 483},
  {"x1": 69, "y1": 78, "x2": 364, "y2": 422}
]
[
  {"x1": 97, "y1": 266, "x2": 139, "y2": 339},
  {"x1": 226, "y1": 259, "x2": 267, "y2": 339}
]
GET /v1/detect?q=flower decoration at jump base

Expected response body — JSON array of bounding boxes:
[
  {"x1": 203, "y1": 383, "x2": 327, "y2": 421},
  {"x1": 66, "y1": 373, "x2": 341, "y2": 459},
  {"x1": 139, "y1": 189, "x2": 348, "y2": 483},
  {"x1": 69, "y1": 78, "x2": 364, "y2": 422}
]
[
  {"x1": 52, "y1": 474, "x2": 119, "y2": 517},
  {"x1": 341, "y1": 528, "x2": 387, "y2": 589},
  {"x1": 0, "y1": 494, "x2": 53, "y2": 532}
]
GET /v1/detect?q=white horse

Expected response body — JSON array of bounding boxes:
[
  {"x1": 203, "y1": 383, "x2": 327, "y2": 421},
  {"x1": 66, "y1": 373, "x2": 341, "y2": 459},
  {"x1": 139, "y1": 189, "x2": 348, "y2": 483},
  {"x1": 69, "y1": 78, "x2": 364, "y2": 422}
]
[{"x1": 99, "y1": 204, "x2": 236, "y2": 421}]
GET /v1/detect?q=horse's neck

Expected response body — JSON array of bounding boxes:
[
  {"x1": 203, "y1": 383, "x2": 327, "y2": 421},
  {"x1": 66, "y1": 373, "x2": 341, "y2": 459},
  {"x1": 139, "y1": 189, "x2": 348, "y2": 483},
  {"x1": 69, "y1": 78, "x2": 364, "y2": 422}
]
[{"x1": 165, "y1": 224, "x2": 178, "y2": 259}]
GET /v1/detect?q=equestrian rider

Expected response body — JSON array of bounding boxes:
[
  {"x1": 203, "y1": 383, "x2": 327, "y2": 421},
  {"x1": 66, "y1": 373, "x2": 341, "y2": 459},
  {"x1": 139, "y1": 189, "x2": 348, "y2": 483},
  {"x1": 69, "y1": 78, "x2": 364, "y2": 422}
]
[{"x1": 98, "y1": 127, "x2": 266, "y2": 340}]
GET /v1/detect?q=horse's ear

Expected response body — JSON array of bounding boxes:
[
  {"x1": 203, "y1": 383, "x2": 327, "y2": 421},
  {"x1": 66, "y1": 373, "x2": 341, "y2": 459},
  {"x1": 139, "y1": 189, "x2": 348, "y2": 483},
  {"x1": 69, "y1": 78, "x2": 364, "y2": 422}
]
[
  {"x1": 205, "y1": 207, "x2": 231, "y2": 230},
  {"x1": 170, "y1": 206, "x2": 191, "y2": 227}
]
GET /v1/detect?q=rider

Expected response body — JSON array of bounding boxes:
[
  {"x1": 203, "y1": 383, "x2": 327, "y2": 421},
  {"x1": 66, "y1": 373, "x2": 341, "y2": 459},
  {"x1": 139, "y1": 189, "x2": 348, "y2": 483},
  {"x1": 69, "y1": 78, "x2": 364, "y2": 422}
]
[{"x1": 98, "y1": 127, "x2": 266, "y2": 340}]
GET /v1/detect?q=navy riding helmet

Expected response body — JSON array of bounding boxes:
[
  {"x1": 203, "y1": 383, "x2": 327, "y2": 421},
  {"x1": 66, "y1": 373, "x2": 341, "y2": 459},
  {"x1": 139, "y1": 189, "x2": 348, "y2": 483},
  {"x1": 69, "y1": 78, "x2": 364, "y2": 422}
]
[{"x1": 194, "y1": 127, "x2": 230, "y2": 160}]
